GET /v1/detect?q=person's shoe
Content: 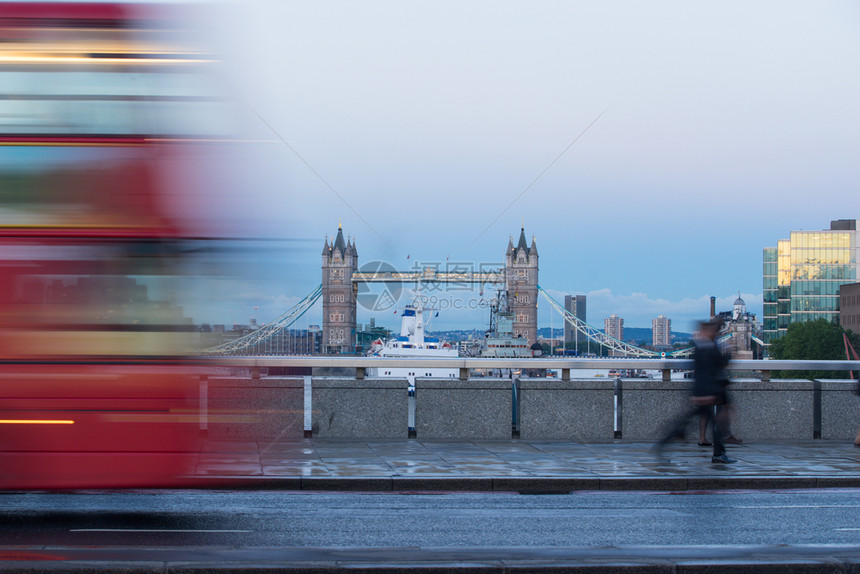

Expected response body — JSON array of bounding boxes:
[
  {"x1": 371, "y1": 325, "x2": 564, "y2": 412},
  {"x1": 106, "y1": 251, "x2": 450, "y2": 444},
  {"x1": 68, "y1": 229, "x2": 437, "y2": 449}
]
[
  {"x1": 711, "y1": 454, "x2": 737, "y2": 464},
  {"x1": 723, "y1": 435, "x2": 743, "y2": 444},
  {"x1": 650, "y1": 444, "x2": 669, "y2": 463},
  {"x1": 697, "y1": 441, "x2": 712, "y2": 447}
]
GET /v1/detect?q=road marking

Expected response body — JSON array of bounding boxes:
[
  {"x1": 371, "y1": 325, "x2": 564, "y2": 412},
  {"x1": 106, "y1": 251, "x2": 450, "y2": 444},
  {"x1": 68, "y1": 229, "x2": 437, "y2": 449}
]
[
  {"x1": 70, "y1": 529, "x2": 251, "y2": 533},
  {"x1": 736, "y1": 505, "x2": 860, "y2": 509},
  {"x1": 835, "y1": 528, "x2": 860, "y2": 531}
]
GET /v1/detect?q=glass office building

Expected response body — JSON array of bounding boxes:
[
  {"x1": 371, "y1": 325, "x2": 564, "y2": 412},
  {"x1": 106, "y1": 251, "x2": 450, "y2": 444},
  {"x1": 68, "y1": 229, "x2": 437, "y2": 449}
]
[{"x1": 762, "y1": 219, "x2": 859, "y2": 343}]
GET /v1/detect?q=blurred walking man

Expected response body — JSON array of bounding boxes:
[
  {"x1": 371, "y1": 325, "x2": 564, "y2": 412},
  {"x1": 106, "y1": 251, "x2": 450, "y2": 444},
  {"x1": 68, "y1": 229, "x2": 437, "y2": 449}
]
[{"x1": 654, "y1": 318, "x2": 736, "y2": 464}]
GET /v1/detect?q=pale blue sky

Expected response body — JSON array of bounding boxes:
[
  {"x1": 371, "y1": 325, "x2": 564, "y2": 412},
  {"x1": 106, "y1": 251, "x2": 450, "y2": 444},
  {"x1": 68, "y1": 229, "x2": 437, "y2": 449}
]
[{"x1": 175, "y1": 1, "x2": 860, "y2": 332}]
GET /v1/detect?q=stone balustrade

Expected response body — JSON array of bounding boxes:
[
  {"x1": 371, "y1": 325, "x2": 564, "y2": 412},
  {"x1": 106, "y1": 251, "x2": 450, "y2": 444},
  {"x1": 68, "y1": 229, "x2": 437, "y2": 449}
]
[{"x1": 201, "y1": 373, "x2": 860, "y2": 442}]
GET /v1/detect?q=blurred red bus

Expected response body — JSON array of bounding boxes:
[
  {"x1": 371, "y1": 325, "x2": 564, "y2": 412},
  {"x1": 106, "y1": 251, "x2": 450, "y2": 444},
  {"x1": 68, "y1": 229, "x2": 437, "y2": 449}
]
[{"x1": 0, "y1": 2, "x2": 231, "y2": 489}]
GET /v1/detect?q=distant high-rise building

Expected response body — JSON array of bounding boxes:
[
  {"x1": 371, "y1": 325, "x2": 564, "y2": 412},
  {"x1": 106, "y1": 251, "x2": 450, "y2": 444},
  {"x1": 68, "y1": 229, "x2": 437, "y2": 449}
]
[
  {"x1": 763, "y1": 219, "x2": 860, "y2": 343},
  {"x1": 604, "y1": 314, "x2": 623, "y2": 355},
  {"x1": 563, "y1": 294, "x2": 586, "y2": 349},
  {"x1": 652, "y1": 315, "x2": 671, "y2": 348}
]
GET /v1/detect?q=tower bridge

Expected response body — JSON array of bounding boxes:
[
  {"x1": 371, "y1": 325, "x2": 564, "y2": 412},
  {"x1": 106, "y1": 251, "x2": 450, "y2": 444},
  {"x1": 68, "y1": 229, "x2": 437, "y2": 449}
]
[
  {"x1": 321, "y1": 224, "x2": 538, "y2": 355},
  {"x1": 206, "y1": 225, "x2": 760, "y2": 358}
]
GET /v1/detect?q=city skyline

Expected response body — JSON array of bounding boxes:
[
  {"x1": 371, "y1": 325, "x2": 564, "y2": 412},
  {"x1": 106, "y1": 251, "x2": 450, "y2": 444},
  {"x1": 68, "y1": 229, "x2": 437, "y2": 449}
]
[
  {"x1": 178, "y1": 232, "x2": 758, "y2": 334},
  {"x1": 174, "y1": 1, "x2": 858, "y2": 333}
]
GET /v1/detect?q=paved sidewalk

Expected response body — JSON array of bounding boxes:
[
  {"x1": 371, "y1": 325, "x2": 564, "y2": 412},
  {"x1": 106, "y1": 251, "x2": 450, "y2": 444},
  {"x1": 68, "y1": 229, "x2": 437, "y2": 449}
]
[{"x1": 193, "y1": 438, "x2": 860, "y2": 491}]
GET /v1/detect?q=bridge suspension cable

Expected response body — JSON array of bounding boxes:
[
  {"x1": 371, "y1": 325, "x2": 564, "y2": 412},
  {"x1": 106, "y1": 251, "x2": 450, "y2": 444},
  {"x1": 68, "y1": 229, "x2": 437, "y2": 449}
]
[
  {"x1": 204, "y1": 284, "x2": 323, "y2": 355},
  {"x1": 537, "y1": 285, "x2": 660, "y2": 358},
  {"x1": 538, "y1": 286, "x2": 743, "y2": 358}
]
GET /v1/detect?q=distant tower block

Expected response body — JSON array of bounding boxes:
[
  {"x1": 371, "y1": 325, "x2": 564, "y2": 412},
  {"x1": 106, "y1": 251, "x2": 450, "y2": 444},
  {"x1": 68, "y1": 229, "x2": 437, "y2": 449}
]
[
  {"x1": 563, "y1": 294, "x2": 586, "y2": 346},
  {"x1": 321, "y1": 224, "x2": 358, "y2": 354},
  {"x1": 652, "y1": 315, "x2": 671, "y2": 348},
  {"x1": 505, "y1": 227, "x2": 538, "y2": 345},
  {"x1": 604, "y1": 314, "x2": 624, "y2": 357}
]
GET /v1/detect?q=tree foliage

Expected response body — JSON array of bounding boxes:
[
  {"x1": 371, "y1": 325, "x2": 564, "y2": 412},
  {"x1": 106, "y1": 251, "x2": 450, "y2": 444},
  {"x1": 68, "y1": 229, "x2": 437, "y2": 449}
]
[{"x1": 768, "y1": 319, "x2": 859, "y2": 379}]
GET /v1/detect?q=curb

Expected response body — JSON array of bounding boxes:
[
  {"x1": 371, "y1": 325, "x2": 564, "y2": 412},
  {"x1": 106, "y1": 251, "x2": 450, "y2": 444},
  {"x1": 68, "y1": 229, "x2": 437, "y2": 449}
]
[
  {"x1": 1, "y1": 544, "x2": 859, "y2": 573},
  {"x1": 189, "y1": 475, "x2": 860, "y2": 492}
]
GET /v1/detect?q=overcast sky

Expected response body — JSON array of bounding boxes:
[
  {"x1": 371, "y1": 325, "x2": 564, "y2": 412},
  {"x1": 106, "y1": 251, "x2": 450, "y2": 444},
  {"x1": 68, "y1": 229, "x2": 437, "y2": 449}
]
[{"x1": 181, "y1": 0, "x2": 860, "y2": 333}]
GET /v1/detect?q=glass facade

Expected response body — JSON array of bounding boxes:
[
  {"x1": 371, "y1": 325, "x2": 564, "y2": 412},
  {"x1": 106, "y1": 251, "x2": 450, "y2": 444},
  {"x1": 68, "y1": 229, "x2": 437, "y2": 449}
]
[
  {"x1": 777, "y1": 239, "x2": 791, "y2": 335},
  {"x1": 762, "y1": 247, "x2": 777, "y2": 338},
  {"x1": 762, "y1": 222, "x2": 859, "y2": 344}
]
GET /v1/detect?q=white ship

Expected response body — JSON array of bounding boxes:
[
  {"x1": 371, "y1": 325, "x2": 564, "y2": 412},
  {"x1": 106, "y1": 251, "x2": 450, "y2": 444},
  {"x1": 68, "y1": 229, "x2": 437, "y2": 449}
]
[
  {"x1": 367, "y1": 298, "x2": 458, "y2": 384},
  {"x1": 368, "y1": 298, "x2": 458, "y2": 434}
]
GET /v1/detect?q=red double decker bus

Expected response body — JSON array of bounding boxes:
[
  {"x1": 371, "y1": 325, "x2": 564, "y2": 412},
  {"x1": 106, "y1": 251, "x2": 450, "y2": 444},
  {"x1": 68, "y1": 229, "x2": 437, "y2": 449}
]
[{"x1": 0, "y1": 2, "x2": 233, "y2": 489}]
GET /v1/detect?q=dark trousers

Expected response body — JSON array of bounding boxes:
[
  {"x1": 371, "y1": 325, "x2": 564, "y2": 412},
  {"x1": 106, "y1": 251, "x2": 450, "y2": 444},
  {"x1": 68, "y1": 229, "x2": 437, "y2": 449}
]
[{"x1": 659, "y1": 403, "x2": 726, "y2": 457}]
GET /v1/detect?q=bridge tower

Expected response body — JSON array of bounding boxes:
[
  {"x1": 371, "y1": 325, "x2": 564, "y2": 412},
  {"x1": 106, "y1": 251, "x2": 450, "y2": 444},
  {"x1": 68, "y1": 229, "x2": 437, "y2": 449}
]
[
  {"x1": 505, "y1": 227, "x2": 538, "y2": 345},
  {"x1": 321, "y1": 224, "x2": 357, "y2": 354}
]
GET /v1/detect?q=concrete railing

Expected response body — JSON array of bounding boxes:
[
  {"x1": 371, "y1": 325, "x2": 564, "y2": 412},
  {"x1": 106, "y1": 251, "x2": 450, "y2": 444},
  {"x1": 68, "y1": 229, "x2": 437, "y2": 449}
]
[
  {"x1": 201, "y1": 357, "x2": 859, "y2": 442},
  {"x1": 206, "y1": 356, "x2": 858, "y2": 383}
]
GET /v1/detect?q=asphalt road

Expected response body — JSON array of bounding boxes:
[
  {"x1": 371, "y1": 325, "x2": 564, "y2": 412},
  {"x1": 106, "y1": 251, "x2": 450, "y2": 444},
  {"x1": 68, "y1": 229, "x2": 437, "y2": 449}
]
[{"x1": 1, "y1": 489, "x2": 860, "y2": 570}]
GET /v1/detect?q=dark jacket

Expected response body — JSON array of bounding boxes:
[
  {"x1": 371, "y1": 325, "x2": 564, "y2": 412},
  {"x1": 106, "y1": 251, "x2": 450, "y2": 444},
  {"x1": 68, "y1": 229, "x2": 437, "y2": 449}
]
[{"x1": 691, "y1": 338, "x2": 731, "y2": 398}]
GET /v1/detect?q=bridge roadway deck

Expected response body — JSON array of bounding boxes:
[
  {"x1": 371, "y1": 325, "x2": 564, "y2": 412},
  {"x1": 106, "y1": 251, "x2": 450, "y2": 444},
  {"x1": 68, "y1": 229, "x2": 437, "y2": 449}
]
[
  {"x1": 193, "y1": 437, "x2": 860, "y2": 492},
  {"x1": 4, "y1": 440, "x2": 860, "y2": 572}
]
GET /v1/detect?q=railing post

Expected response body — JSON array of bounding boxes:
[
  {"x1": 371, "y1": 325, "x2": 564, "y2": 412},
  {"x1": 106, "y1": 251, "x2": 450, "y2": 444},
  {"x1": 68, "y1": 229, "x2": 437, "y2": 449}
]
[
  {"x1": 356, "y1": 367, "x2": 365, "y2": 380},
  {"x1": 561, "y1": 368, "x2": 570, "y2": 381},
  {"x1": 459, "y1": 367, "x2": 469, "y2": 381},
  {"x1": 303, "y1": 375, "x2": 313, "y2": 438},
  {"x1": 614, "y1": 377, "x2": 623, "y2": 439},
  {"x1": 813, "y1": 379, "x2": 821, "y2": 439},
  {"x1": 511, "y1": 378, "x2": 520, "y2": 438},
  {"x1": 661, "y1": 369, "x2": 671, "y2": 382},
  {"x1": 760, "y1": 370, "x2": 771, "y2": 382}
]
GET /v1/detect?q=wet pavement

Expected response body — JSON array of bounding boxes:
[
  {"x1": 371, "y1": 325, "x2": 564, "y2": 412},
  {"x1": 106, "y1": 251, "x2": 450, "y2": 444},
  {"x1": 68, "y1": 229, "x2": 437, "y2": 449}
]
[
  {"x1": 5, "y1": 442, "x2": 860, "y2": 572},
  {"x1": 193, "y1": 438, "x2": 860, "y2": 491}
]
